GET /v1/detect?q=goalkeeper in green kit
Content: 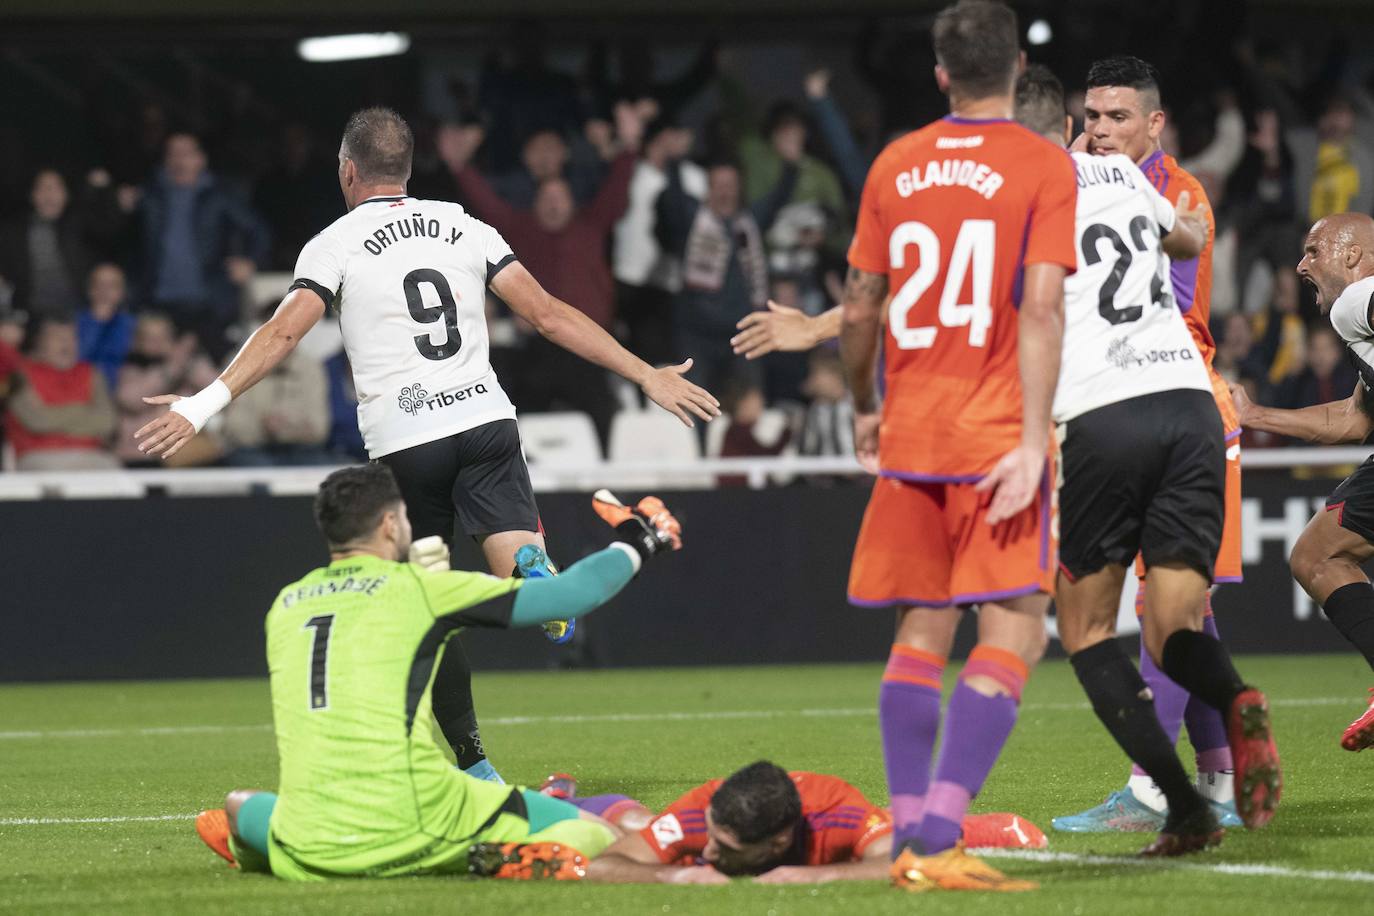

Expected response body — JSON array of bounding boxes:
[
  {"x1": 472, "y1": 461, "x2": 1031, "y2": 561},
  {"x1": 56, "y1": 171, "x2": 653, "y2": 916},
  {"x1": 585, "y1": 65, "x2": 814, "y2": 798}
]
[{"x1": 194, "y1": 464, "x2": 683, "y2": 881}]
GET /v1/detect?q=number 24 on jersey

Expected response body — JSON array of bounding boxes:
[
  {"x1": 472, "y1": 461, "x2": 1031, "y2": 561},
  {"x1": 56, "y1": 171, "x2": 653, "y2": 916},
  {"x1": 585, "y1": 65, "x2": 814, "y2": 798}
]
[{"x1": 887, "y1": 219, "x2": 994, "y2": 350}]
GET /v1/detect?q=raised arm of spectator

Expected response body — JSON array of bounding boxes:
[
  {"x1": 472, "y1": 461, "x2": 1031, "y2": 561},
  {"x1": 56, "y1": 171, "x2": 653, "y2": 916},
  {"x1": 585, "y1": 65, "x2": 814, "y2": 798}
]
[
  {"x1": 582, "y1": 104, "x2": 643, "y2": 231},
  {"x1": 1180, "y1": 95, "x2": 1246, "y2": 185},
  {"x1": 222, "y1": 192, "x2": 271, "y2": 267},
  {"x1": 490, "y1": 260, "x2": 719, "y2": 427},
  {"x1": 654, "y1": 158, "x2": 700, "y2": 253},
  {"x1": 805, "y1": 70, "x2": 869, "y2": 201},
  {"x1": 750, "y1": 159, "x2": 800, "y2": 233}
]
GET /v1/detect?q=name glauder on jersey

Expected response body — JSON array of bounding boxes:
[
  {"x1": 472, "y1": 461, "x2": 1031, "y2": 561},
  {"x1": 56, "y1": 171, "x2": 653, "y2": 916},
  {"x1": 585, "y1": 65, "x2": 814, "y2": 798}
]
[
  {"x1": 361, "y1": 214, "x2": 463, "y2": 256},
  {"x1": 896, "y1": 139, "x2": 1005, "y2": 200},
  {"x1": 1076, "y1": 160, "x2": 1136, "y2": 190}
]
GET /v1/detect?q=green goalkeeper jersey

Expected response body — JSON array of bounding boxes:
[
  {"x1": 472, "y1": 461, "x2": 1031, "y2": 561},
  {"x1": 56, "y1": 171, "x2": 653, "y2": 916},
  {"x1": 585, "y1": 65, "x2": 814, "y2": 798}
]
[{"x1": 263, "y1": 553, "x2": 523, "y2": 879}]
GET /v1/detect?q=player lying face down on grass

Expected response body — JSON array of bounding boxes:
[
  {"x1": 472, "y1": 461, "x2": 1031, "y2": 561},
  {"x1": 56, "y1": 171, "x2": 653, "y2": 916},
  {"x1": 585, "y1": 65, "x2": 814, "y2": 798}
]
[
  {"x1": 516, "y1": 761, "x2": 1045, "y2": 885},
  {"x1": 1230, "y1": 212, "x2": 1374, "y2": 751},
  {"x1": 1011, "y1": 65, "x2": 1281, "y2": 857},
  {"x1": 193, "y1": 464, "x2": 683, "y2": 880}
]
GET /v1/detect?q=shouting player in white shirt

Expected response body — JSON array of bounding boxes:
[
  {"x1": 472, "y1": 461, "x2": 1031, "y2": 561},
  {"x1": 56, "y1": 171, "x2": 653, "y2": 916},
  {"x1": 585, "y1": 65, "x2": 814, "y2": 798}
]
[
  {"x1": 1230, "y1": 212, "x2": 1374, "y2": 752},
  {"x1": 135, "y1": 107, "x2": 719, "y2": 783},
  {"x1": 1015, "y1": 65, "x2": 1279, "y2": 856}
]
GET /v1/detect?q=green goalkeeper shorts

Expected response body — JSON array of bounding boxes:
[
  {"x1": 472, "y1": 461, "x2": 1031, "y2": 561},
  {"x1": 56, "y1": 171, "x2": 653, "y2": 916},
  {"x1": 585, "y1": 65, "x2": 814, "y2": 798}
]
[{"x1": 247, "y1": 789, "x2": 614, "y2": 880}]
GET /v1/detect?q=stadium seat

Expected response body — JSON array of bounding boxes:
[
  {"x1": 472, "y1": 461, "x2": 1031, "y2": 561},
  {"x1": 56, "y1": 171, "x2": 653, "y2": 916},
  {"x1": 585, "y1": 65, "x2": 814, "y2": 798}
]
[
  {"x1": 608, "y1": 409, "x2": 709, "y2": 488},
  {"x1": 519, "y1": 412, "x2": 603, "y2": 468}
]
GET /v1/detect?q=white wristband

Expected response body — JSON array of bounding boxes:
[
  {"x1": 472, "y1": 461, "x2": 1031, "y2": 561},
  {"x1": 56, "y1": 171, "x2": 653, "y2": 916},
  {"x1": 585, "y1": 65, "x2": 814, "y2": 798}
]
[
  {"x1": 170, "y1": 379, "x2": 232, "y2": 433},
  {"x1": 607, "y1": 540, "x2": 644, "y2": 574}
]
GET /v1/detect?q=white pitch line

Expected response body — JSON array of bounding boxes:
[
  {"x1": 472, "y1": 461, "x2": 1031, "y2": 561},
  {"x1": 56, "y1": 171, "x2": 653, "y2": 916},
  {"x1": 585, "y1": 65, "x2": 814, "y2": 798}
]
[
  {"x1": 977, "y1": 848, "x2": 1374, "y2": 885},
  {"x1": 0, "y1": 814, "x2": 197, "y2": 826},
  {"x1": 0, "y1": 696, "x2": 1354, "y2": 741}
]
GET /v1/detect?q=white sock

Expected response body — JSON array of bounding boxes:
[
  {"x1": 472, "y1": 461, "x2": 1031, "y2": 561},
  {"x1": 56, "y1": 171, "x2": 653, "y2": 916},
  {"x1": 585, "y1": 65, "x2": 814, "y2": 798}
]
[
  {"x1": 1126, "y1": 773, "x2": 1168, "y2": 812},
  {"x1": 1196, "y1": 769, "x2": 1234, "y2": 803}
]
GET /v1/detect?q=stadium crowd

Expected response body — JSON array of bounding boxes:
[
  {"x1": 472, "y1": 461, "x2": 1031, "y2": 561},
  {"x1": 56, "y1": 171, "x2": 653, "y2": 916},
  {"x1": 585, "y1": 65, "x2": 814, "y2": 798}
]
[{"x1": 0, "y1": 32, "x2": 1371, "y2": 470}]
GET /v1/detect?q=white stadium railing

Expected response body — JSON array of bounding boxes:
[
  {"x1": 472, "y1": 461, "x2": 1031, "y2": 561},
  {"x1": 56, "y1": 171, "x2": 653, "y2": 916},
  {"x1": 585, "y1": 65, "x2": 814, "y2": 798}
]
[{"x1": 0, "y1": 447, "x2": 1368, "y2": 500}]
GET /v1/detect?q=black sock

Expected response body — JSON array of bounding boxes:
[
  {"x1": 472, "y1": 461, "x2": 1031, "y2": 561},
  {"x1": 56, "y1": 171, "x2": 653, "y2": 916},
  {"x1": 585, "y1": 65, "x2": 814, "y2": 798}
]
[
  {"x1": 1160, "y1": 630, "x2": 1246, "y2": 713},
  {"x1": 1070, "y1": 640, "x2": 1203, "y2": 818},
  {"x1": 1322, "y1": 582, "x2": 1374, "y2": 671},
  {"x1": 431, "y1": 639, "x2": 486, "y2": 767}
]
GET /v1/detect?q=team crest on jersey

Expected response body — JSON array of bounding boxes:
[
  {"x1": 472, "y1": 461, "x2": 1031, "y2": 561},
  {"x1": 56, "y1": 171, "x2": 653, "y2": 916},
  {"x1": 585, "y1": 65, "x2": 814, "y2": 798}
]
[
  {"x1": 398, "y1": 384, "x2": 429, "y2": 416},
  {"x1": 651, "y1": 814, "x2": 685, "y2": 849}
]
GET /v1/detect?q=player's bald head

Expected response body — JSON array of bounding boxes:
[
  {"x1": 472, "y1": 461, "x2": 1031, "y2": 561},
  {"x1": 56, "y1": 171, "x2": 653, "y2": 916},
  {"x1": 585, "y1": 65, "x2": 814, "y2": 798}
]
[
  {"x1": 1309, "y1": 212, "x2": 1374, "y2": 254},
  {"x1": 932, "y1": 1, "x2": 1021, "y2": 100},
  {"x1": 340, "y1": 107, "x2": 413, "y2": 185},
  {"x1": 1299, "y1": 213, "x2": 1374, "y2": 312},
  {"x1": 1014, "y1": 64, "x2": 1069, "y2": 144}
]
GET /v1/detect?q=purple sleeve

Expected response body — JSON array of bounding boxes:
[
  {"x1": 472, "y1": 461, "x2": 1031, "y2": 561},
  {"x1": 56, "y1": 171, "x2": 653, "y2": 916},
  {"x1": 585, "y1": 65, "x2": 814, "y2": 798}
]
[{"x1": 1171, "y1": 256, "x2": 1200, "y2": 315}]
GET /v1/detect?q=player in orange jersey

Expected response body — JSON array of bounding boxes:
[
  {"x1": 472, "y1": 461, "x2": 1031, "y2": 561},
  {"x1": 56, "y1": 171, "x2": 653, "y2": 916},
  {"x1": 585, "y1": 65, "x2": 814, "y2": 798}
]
[
  {"x1": 838, "y1": 0, "x2": 1075, "y2": 893},
  {"x1": 529, "y1": 762, "x2": 1044, "y2": 885},
  {"x1": 1053, "y1": 56, "x2": 1245, "y2": 835}
]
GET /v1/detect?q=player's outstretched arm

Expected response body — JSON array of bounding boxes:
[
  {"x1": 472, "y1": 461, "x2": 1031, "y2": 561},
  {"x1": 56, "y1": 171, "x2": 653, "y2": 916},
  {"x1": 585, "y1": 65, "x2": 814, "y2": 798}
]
[
  {"x1": 584, "y1": 833, "x2": 728, "y2": 885},
  {"x1": 490, "y1": 261, "x2": 720, "y2": 427},
  {"x1": 1230, "y1": 379, "x2": 1374, "y2": 445},
  {"x1": 838, "y1": 266, "x2": 889, "y2": 473},
  {"x1": 753, "y1": 842, "x2": 891, "y2": 884},
  {"x1": 976, "y1": 262, "x2": 1066, "y2": 525},
  {"x1": 1161, "y1": 190, "x2": 1208, "y2": 261},
  {"x1": 133, "y1": 288, "x2": 326, "y2": 459},
  {"x1": 732, "y1": 302, "x2": 842, "y2": 359}
]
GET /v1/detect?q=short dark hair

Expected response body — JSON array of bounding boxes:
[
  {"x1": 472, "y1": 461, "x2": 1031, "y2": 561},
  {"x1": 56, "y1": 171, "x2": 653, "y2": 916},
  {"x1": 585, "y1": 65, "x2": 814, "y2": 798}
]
[
  {"x1": 341, "y1": 107, "x2": 414, "y2": 184},
  {"x1": 1014, "y1": 64, "x2": 1067, "y2": 140},
  {"x1": 314, "y1": 464, "x2": 404, "y2": 548},
  {"x1": 1085, "y1": 55, "x2": 1162, "y2": 112},
  {"x1": 932, "y1": 1, "x2": 1021, "y2": 99},
  {"x1": 765, "y1": 100, "x2": 808, "y2": 138},
  {"x1": 709, "y1": 761, "x2": 802, "y2": 844}
]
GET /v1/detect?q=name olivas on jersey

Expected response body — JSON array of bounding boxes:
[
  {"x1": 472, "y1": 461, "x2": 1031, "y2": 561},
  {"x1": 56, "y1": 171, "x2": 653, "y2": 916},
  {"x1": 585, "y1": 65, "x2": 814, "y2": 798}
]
[
  {"x1": 398, "y1": 381, "x2": 491, "y2": 417},
  {"x1": 361, "y1": 212, "x2": 463, "y2": 256}
]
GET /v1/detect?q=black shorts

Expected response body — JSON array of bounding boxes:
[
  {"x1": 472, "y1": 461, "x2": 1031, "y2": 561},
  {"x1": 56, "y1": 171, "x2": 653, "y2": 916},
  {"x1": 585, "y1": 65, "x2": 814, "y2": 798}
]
[
  {"x1": 1326, "y1": 455, "x2": 1374, "y2": 543},
  {"x1": 378, "y1": 419, "x2": 540, "y2": 542},
  {"x1": 1058, "y1": 388, "x2": 1224, "y2": 581}
]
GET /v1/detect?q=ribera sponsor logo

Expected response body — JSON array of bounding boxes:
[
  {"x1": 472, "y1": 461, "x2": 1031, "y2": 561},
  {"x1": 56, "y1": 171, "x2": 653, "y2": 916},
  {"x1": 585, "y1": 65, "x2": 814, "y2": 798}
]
[
  {"x1": 1106, "y1": 337, "x2": 1194, "y2": 370},
  {"x1": 398, "y1": 380, "x2": 489, "y2": 416}
]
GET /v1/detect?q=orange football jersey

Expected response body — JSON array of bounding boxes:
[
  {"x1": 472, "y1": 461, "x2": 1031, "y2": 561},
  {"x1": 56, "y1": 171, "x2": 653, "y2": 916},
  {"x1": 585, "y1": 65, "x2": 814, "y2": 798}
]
[
  {"x1": 1138, "y1": 150, "x2": 1238, "y2": 432},
  {"x1": 638, "y1": 771, "x2": 892, "y2": 866},
  {"x1": 848, "y1": 116, "x2": 1078, "y2": 480}
]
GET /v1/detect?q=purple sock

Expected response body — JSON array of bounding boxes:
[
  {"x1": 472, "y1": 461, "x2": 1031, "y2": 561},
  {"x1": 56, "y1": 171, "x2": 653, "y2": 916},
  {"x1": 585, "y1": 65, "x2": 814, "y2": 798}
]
[
  {"x1": 571, "y1": 794, "x2": 640, "y2": 819},
  {"x1": 1183, "y1": 615, "x2": 1232, "y2": 769},
  {"x1": 879, "y1": 646, "x2": 945, "y2": 854},
  {"x1": 1133, "y1": 637, "x2": 1190, "y2": 778},
  {"x1": 915, "y1": 679, "x2": 1020, "y2": 855}
]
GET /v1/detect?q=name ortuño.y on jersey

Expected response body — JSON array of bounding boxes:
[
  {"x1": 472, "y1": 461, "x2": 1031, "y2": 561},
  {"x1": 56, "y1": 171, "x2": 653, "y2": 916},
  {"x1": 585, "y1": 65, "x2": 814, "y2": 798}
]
[
  {"x1": 1052, "y1": 152, "x2": 1211, "y2": 424},
  {"x1": 292, "y1": 196, "x2": 520, "y2": 459},
  {"x1": 1329, "y1": 275, "x2": 1374, "y2": 392}
]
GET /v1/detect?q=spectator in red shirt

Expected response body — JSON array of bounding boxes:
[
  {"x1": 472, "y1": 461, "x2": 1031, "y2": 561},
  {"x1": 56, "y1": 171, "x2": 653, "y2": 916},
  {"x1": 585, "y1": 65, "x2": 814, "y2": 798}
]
[
  {"x1": 3, "y1": 317, "x2": 119, "y2": 470},
  {"x1": 444, "y1": 106, "x2": 642, "y2": 331}
]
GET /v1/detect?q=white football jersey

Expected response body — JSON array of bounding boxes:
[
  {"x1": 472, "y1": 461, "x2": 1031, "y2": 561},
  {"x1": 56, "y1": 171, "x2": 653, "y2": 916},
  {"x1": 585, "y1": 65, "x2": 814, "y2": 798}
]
[
  {"x1": 1328, "y1": 275, "x2": 1374, "y2": 393},
  {"x1": 1053, "y1": 152, "x2": 1211, "y2": 423},
  {"x1": 292, "y1": 196, "x2": 518, "y2": 458}
]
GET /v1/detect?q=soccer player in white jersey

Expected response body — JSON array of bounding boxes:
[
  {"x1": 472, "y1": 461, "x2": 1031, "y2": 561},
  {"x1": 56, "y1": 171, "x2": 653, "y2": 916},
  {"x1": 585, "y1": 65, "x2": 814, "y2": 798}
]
[
  {"x1": 134, "y1": 107, "x2": 720, "y2": 783},
  {"x1": 1013, "y1": 66, "x2": 1280, "y2": 856},
  {"x1": 1229, "y1": 212, "x2": 1374, "y2": 752}
]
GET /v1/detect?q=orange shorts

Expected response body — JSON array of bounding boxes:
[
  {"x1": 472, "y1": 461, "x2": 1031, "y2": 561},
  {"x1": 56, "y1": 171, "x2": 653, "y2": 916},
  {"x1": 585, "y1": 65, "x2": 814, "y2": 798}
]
[{"x1": 848, "y1": 469, "x2": 1057, "y2": 609}]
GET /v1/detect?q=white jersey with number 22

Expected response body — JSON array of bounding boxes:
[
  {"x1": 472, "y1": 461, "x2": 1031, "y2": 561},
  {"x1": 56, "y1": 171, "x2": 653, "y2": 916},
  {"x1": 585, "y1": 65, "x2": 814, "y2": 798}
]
[
  {"x1": 1053, "y1": 152, "x2": 1210, "y2": 423},
  {"x1": 292, "y1": 195, "x2": 519, "y2": 458}
]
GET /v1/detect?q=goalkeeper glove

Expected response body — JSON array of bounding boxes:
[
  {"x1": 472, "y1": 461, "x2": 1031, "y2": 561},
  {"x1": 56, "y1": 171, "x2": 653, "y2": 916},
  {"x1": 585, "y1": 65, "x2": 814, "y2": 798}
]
[
  {"x1": 592, "y1": 489, "x2": 682, "y2": 562},
  {"x1": 409, "y1": 535, "x2": 451, "y2": 572}
]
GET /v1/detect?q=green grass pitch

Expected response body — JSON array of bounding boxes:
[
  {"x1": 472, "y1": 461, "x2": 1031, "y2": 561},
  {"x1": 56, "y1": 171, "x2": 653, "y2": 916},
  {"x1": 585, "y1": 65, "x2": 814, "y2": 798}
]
[{"x1": 2, "y1": 655, "x2": 1371, "y2": 915}]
